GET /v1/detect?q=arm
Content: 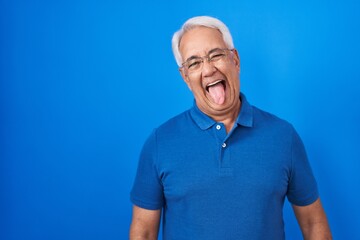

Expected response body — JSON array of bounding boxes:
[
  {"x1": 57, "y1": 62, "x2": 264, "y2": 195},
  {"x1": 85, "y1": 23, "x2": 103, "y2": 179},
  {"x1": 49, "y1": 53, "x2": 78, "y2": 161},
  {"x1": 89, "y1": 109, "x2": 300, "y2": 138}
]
[
  {"x1": 292, "y1": 198, "x2": 332, "y2": 240},
  {"x1": 129, "y1": 205, "x2": 161, "y2": 240}
]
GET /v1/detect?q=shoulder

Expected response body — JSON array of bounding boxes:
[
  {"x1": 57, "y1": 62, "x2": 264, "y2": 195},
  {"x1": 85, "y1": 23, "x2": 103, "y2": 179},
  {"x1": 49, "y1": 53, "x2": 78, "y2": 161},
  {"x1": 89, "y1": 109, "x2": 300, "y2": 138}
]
[
  {"x1": 251, "y1": 106, "x2": 297, "y2": 139},
  {"x1": 139, "y1": 110, "x2": 192, "y2": 162},
  {"x1": 153, "y1": 109, "x2": 193, "y2": 137},
  {"x1": 253, "y1": 106, "x2": 294, "y2": 128}
]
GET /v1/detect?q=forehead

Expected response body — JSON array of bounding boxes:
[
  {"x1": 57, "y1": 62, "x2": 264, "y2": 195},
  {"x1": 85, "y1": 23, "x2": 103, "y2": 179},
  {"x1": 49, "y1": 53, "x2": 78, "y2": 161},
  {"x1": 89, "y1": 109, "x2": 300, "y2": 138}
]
[{"x1": 179, "y1": 27, "x2": 227, "y2": 59}]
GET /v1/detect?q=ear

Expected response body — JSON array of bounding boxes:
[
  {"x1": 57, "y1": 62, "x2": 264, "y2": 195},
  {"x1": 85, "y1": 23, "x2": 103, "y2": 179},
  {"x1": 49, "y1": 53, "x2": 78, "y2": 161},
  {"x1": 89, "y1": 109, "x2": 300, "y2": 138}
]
[
  {"x1": 232, "y1": 49, "x2": 241, "y2": 72},
  {"x1": 179, "y1": 67, "x2": 193, "y2": 91}
]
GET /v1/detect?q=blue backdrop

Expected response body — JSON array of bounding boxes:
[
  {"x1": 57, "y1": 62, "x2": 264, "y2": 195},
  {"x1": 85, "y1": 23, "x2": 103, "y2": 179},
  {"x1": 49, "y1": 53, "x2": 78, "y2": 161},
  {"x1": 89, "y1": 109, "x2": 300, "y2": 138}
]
[{"x1": 1, "y1": 0, "x2": 359, "y2": 239}]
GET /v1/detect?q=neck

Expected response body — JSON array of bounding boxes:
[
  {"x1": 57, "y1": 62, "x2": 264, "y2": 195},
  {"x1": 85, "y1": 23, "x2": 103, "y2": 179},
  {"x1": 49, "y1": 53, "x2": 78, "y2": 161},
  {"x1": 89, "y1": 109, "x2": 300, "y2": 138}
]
[{"x1": 211, "y1": 99, "x2": 241, "y2": 133}]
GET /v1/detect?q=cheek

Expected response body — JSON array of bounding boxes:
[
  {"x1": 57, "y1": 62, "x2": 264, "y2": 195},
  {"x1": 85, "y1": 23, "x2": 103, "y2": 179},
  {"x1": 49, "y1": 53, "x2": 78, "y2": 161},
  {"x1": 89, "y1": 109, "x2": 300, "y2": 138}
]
[
  {"x1": 226, "y1": 72, "x2": 240, "y2": 89},
  {"x1": 187, "y1": 78, "x2": 203, "y2": 91},
  {"x1": 185, "y1": 81, "x2": 193, "y2": 91},
  {"x1": 182, "y1": 76, "x2": 194, "y2": 91}
]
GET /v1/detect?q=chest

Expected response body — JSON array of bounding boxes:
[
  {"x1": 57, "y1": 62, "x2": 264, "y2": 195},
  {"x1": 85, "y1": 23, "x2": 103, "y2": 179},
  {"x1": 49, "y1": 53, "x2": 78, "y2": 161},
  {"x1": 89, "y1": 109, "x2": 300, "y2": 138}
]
[{"x1": 157, "y1": 128, "x2": 292, "y2": 204}]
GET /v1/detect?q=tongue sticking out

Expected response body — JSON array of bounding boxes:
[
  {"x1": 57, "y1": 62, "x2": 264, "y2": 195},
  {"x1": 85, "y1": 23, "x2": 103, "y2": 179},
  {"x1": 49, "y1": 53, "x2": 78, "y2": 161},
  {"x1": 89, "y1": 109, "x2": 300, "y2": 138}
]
[{"x1": 208, "y1": 82, "x2": 225, "y2": 105}]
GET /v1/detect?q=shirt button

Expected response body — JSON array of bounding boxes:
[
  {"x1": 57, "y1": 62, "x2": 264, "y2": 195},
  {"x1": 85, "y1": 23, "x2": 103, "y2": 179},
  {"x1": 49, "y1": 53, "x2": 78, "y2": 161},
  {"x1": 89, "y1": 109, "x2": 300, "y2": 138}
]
[
  {"x1": 222, "y1": 143, "x2": 227, "y2": 148},
  {"x1": 216, "y1": 125, "x2": 221, "y2": 130}
]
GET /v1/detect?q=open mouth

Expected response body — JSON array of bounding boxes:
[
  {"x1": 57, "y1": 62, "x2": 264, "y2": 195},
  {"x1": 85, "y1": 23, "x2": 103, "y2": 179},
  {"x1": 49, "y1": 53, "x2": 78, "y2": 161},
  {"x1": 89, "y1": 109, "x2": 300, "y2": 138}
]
[
  {"x1": 205, "y1": 80, "x2": 225, "y2": 92},
  {"x1": 206, "y1": 80, "x2": 226, "y2": 105}
]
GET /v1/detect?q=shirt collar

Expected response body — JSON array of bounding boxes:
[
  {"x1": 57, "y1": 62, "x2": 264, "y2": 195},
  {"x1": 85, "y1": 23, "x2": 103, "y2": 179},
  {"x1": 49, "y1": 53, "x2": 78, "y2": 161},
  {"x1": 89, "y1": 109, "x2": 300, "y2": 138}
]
[
  {"x1": 190, "y1": 92, "x2": 253, "y2": 130},
  {"x1": 236, "y1": 92, "x2": 253, "y2": 128}
]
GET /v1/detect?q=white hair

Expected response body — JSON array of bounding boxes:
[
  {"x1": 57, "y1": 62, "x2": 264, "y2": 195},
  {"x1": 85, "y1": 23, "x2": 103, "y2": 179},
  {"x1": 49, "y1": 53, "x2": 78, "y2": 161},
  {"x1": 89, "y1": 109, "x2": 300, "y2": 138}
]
[{"x1": 171, "y1": 16, "x2": 234, "y2": 67}]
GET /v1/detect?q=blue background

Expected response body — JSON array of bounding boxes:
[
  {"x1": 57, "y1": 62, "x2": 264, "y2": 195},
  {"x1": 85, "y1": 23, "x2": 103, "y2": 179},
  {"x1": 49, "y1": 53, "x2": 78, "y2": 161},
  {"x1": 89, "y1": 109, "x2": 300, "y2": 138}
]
[{"x1": 1, "y1": 0, "x2": 359, "y2": 239}]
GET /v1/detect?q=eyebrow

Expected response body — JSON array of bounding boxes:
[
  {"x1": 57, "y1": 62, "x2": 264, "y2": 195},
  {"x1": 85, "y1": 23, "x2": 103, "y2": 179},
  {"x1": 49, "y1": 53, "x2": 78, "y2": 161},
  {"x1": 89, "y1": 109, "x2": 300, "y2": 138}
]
[{"x1": 184, "y1": 48, "x2": 224, "y2": 63}]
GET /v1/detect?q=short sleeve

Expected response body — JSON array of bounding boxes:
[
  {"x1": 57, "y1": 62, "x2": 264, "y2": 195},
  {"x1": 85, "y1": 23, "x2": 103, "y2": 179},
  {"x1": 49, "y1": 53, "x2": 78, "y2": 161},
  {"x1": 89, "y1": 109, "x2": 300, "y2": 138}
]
[
  {"x1": 130, "y1": 129, "x2": 164, "y2": 210},
  {"x1": 286, "y1": 128, "x2": 319, "y2": 206}
]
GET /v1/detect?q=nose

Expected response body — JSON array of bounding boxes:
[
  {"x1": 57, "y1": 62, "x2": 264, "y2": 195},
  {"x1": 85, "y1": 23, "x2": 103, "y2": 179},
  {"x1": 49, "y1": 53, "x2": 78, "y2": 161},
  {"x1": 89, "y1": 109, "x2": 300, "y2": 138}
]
[{"x1": 201, "y1": 58, "x2": 217, "y2": 77}]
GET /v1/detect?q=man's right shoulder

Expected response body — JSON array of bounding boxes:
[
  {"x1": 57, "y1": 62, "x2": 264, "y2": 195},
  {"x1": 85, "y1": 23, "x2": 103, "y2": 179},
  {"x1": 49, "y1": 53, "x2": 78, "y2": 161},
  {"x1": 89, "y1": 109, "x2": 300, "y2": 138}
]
[{"x1": 155, "y1": 109, "x2": 192, "y2": 133}]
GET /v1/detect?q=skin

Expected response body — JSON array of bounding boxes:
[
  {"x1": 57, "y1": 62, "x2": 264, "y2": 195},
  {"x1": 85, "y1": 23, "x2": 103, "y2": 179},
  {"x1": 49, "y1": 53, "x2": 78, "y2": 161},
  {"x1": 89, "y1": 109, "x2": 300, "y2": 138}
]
[
  {"x1": 179, "y1": 27, "x2": 241, "y2": 133},
  {"x1": 130, "y1": 26, "x2": 332, "y2": 239},
  {"x1": 129, "y1": 206, "x2": 160, "y2": 240},
  {"x1": 293, "y1": 198, "x2": 332, "y2": 239}
]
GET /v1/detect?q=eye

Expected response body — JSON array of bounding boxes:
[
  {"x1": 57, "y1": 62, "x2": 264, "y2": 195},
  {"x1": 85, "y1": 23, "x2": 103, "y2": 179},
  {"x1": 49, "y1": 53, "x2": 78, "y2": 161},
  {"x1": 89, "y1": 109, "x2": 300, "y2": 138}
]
[
  {"x1": 187, "y1": 59, "x2": 202, "y2": 70},
  {"x1": 209, "y1": 52, "x2": 226, "y2": 62}
]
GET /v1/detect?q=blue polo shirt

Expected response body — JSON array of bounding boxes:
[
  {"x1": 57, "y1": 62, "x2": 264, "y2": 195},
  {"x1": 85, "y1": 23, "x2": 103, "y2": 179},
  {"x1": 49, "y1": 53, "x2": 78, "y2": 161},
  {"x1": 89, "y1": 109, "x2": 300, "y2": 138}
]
[{"x1": 130, "y1": 93, "x2": 318, "y2": 240}]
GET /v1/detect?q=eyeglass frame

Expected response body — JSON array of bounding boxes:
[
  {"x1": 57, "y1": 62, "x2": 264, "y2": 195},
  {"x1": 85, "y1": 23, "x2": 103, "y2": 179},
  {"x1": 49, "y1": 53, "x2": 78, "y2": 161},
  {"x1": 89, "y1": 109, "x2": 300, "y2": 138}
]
[{"x1": 180, "y1": 48, "x2": 235, "y2": 74}]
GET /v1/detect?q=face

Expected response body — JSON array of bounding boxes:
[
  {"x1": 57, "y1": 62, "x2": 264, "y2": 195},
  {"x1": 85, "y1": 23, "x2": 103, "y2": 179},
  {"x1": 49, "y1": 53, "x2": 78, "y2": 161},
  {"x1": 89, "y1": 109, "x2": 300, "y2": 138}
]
[{"x1": 179, "y1": 27, "x2": 241, "y2": 119}]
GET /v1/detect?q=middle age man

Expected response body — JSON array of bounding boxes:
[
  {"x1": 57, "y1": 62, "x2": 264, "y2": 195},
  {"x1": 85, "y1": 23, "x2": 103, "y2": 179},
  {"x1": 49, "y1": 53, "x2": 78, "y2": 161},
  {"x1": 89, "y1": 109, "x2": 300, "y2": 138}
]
[{"x1": 130, "y1": 16, "x2": 332, "y2": 240}]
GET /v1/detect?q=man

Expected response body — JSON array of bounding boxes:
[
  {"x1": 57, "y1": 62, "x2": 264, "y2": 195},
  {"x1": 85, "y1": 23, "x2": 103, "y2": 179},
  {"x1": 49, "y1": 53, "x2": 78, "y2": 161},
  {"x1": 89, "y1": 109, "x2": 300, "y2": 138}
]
[{"x1": 130, "y1": 16, "x2": 332, "y2": 239}]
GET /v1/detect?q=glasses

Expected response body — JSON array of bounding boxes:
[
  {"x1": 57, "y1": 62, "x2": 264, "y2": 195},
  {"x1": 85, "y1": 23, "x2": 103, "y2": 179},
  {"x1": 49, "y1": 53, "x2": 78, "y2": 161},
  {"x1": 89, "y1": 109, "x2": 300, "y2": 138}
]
[{"x1": 181, "y1": 48, "x2": 234, "y2": 74}]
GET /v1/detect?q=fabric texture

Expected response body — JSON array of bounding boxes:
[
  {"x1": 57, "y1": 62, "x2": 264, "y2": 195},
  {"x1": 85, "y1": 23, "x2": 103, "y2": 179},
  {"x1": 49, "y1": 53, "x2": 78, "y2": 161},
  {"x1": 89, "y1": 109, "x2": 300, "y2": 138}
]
[{"x1": 130, "y1": 93, "x2": 318, "y2": 240}]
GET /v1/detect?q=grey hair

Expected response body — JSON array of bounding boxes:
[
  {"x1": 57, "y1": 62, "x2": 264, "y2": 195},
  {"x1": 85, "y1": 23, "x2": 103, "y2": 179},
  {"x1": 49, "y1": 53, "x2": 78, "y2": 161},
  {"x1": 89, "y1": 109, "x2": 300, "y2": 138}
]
[{"x1": 171, "y1": 16, "x2": 234, "y2": 67}]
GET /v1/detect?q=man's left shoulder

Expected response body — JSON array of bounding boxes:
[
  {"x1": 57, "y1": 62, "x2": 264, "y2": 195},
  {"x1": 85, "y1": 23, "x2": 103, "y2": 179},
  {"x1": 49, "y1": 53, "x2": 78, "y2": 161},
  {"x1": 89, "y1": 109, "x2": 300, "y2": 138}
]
[{"x1": 252, "y1": 106, "x2": 295, "y2": 133}]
